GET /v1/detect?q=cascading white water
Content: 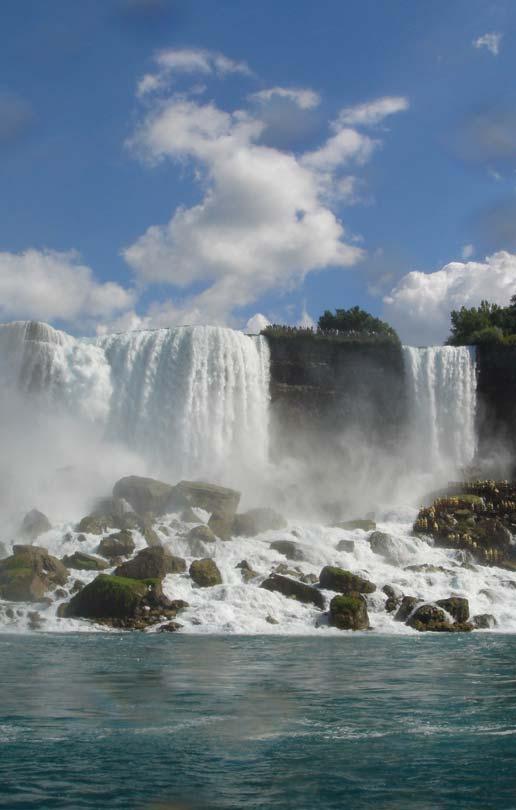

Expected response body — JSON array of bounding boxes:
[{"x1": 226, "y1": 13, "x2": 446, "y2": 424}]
[
  {"x1": 96, "y1": 326, "x2": 270, "y2": 480},
  {"x1": 0, "y1": 321, "x2": 270, "y2": 484},
  {"x1": 403, "y1": 346, "x2": 477, "y2": 475}
]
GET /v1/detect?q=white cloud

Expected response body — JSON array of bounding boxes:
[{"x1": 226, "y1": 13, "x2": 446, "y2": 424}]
[
  {"x1": 337, "y1": 96, "x2": 409, "y2": 127},
  {"x1": 383, "y1": 251, "x2": 516, "y2": 346},
  {"x1": 251, "y1": 86, "x2": 320, "y2": 110},
  {"x1": 245, "y1": 313, "x2": 270, "y2": 333},
  {"x1": 124, "y1": 95, "x2": 369, "y2": 323},
  {"x1": 0, "y1": 249, "x2": 135, "y2": 326},
  {"x1": 137, "y1": 47, "x2": 251, "y2": 96},
  {"x1": 125, "y1": 53, "x2": 409, "y2": 328},
  {"x1": 473, "y1": 32, "x2": 502, "y2": 56},
  {"x1": 461, "y1": 243, "x2": 475, "y2": 259}
]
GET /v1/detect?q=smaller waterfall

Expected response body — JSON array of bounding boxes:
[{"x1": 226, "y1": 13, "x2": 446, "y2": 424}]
[{"x1": 403, "y1": 346, "x2": 477, "y2": 475}]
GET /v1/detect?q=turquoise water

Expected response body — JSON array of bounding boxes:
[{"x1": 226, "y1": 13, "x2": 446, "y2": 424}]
[{"x1": 1, "y1": 634, "x2": 515, "y2": 809}]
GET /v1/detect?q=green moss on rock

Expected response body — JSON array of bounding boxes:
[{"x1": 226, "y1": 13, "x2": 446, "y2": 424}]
[
  {"x1": 329, "y1": 593, "x2": 370, "y2": 630},
  {"x1": 319, "y1": 565, "x2": 376, "y2": 594}
]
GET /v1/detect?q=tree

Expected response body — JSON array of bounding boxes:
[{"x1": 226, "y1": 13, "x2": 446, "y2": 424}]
[
  {"x1": 317, "y1": 306, "x2": 398, "y2": 340},
  {"x1": 446, "y1": 296, "x2": 516, "y2": 345}
]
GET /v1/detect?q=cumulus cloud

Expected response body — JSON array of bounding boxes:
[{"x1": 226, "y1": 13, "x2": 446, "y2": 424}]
[
  {"x1": 337, "y1": 96, "x2": 409, "y2": 128},
  {"x1": 473, "y1": 32, "x2": 502, "y2": 56},
  {"x1": 137, "y1": 47, "x2": 251, "y2": 96},
  {"x1": 461, "y1": 244, "x2": 475, "y2": 259},
  {"x1": 383, "y1": 251, "x2": 516, "y2": 346},
  {"x1": 121, "y1": 50, "x2": 410, "y2": 328},
  {"x1": 0, "y1": 249, "x2": 135, "y2": 326},
  {"x1": 246, "y1": 313, "x2": 270, "y2": 333},
  {"x1": 251, "y1": 86, "x2": 320, "y2": 110}
]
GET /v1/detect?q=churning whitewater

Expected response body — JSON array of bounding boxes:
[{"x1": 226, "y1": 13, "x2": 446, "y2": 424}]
[{"x1": 0, "y1": 321, "x2": 515, "y2": 635}]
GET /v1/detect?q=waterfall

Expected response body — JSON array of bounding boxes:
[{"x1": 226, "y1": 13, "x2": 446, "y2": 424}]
[
  {"x1": 0, "y1": 321, "x2": 270, "y2": 483},
  {"x1": 403, "y1": 346, "x2": 477, "y2": 474},
  {"x1": 96, "y1": 326, "x2": 270, "y2": 480}
]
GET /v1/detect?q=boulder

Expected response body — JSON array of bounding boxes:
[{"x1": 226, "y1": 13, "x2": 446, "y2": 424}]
[
  {"x1": 382, "y1": 584, "x2": 402, "y2": 613},
  {"x1": 408, "y1": 603, "x2": 462, "y2": 632},
  {"x1": 97, "y1": 530, "x2": 135, "y2": 560},
  {"x1": 236, "y1": 560, "x2": 258, "y2": 582},
  {"x1": 300, "y1": 573, "x2": 318, "y2": 585},
  {"x1": 260, "y1": 574, "x2": 325, "y2": 609},
  {"x1": 142, "y1": 526, "x2": 161, "y2": 548},
  {"x1": 319, "y1": 566, "x2": 376, "y2": 594},
  {"x1": 369, "y1": 531, "x2": 400, "y2": 563},
  {"x1": 336, "y1": 539, "x2": 355, "y2": 553},
  {"x1": 394, "y1": 595, "x2": 421, "y2": 622},
  {"x1": 115, "y1": 547, "x2": 186, "y2": 579},
  {"x1": 175, "y1": 481, "x2": 240, "y2": 540},
  {"x1": 471, "y1": 613, "x2": 497, "y2": 629},
  {"x1": 61, "y1": 574, "x2": 179, "y2": 628},
  {"x1": 436, "y1": 597, "x2": 469, "y2": 623},
  {"x1": 189, "y1": 558, "x2": 222, "y2": 587},
  {"x1": 329, "y1": 593, "x2": 370, "y2": 630},
  {"x1": 187, "y1": 525, "x2": 217, "y2": 544},
  {"x1": 175, "y1": 480, "x2": 240, "y2": 516},
  {"x1": 19, "y1": 509, "x2": 51, "y2": 541},
  {"x1": 0, "y1": 546, "x2": 68, "y2": 602},
  {"x1": 113, "y1": 475, "x2": 179, "y2": 516},
  {"x1": 159, "y1": 622, "x2": 183, "y2": 633},
  {"x1": 76, "y1": 515, "x2": 112, "y2": 535},
  {"x1": 232, "y1": 508, "x2": 287, "y2": 537},
  {"x1": 180, "y1": 507, "x2": 199, "y2": 523},
  {"x1": 269, "y1": 540, "x2": 306, "y2": 561},
  {"x1": 332, "y1": 519, "x2": 376, "y2": 532},
  {"x1": 62, "y1": 552, "x2": 109, "y2": 571}
]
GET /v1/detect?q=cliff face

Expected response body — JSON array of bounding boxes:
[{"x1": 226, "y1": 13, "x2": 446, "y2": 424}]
[
  {"x1": 476, "y1": 344, "x2": 516, "y2": 474},
  {"x1": 264, "y1": 335, "x2": 407, "y2": 459}
]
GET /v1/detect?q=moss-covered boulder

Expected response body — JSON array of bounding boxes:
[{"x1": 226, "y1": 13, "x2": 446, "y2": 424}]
[
  {"x1": 329, "y1": 593, "x2": 370, "y2": 630},
  {"x1": 115, "y1": 547, "x2": 186, "y2": 579},
  {"x1": 407, "y1": 603, "x2": 473, "y2": 632},
  {"x1": 0, "y1": 546, "x2": 68, "y2": 602},
  {"x1": 332, "y1": 519, "x2": 376, "y2": 532},
  {"x1": 189, "y1": 558, "x2": 222, "y2": 587},
  {"x1": 62, "y1": 552, "x2": 109, "y2": 571},
  {"x1": 260, "y1": 573, "x2": 325, "y2": 608},
  {"x1": 174, "y1": 481, "x2": 241, "y2": 540},
  {"x1": 19, "y1": 509, "x2": 52, "y2": 541},
  {"x1": 269, "y1": 540, "x2": 306, "y2": 561},
  {"x1": 436, "y1": 596, "x2": 469, "y2": 623},
  {"x1": 232, "y1": 508, "x2": 287, "y2": 537},
  {"x1": 319, "y1": 566, "x2": 376, "y2": 594},
  {"x1": 96, "y1": 530, "x2": 135, "y2": 560},
  {"x1": 61, "y1": 574, "x2": 182, "y2": 629}
]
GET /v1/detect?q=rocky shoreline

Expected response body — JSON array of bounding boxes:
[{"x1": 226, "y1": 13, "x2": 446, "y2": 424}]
[{"x1": 0, "y1": 476, "x2": 514, "y2": 634}]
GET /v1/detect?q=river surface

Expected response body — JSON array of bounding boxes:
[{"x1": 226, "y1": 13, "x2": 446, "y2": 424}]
[{"x1": 1, "y1": 633, "x2": 515, "y2": 809}]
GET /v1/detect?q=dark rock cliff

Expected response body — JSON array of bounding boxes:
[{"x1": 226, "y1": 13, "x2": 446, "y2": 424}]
[
  {"x1": 264, "y1": 335, "x2": 407, "y2": 460},
  {"x1": 476, "y1": 344, "x2": 516, "y2": 475}
]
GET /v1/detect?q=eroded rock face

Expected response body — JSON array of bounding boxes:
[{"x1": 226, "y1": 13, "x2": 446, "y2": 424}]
[
  {"x1": 113, "y1": 476, "x2": 178, "y2": 516},
  {"x1": 62, "y1": 552, "x2": 109, "y2": 571},
  {"x1": 0, "y1": 546, "x2": 68, "y2": 602},
  {"x1": 61, "y1": 574, "x2": 182, "y2": 629},
  {"x1": 232, "y1": 508, "x2": 287, "y2": 537},
  {"x1": 189, "y1": 558, "x2": 222, "y2": 588},
  {"x1": 96, "y1": 530, "x2": 135, "y2": 561},
  {"x1": 329, "y1": 593, "x2": 369, "y2": 630},
  {"x1": 260, "y1": 574, "x2": 325, "y2": 609},
  {"x1": 115, "y1": 547, "x2": 186, "y2": 579},
  {"x1": 19, "y1": 509, "x2": 52, "y2": 541},
  {"x1": 319, "y1": 566, "x2": 376, "y2": 594}
]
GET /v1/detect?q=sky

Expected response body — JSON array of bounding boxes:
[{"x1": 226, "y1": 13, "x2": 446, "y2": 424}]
[{"x1": 1, "y1": 0, "x2": 516, "y2": 345}]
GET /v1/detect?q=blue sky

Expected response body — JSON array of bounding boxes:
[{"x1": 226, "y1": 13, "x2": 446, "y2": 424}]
[{"x1": 1, "y1": 0, "x2": 516, "y2": 344}]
